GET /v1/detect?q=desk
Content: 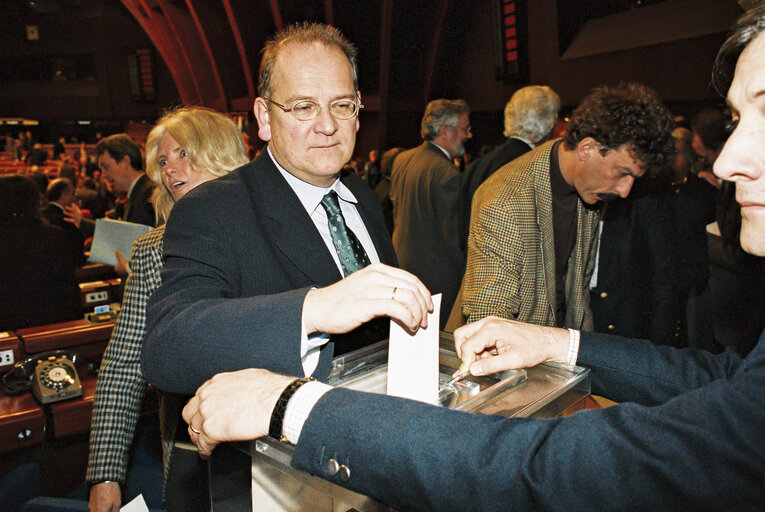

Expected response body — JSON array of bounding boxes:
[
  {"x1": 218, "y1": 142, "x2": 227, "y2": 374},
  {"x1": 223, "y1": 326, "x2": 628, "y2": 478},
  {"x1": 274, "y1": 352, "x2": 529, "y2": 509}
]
[{"x1": 0, "y1": 318, "x2": 115, "y2": 453}]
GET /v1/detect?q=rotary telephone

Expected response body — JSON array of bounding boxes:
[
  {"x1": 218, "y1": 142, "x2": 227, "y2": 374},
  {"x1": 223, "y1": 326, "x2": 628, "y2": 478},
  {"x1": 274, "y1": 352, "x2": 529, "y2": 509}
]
[{"x1": 2, "y1": 350, "x2": 83, "y2": 404}]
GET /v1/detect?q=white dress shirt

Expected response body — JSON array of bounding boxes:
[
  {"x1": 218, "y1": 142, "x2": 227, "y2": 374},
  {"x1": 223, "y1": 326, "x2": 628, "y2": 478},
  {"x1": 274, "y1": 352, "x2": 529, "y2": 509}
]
[{"x1": 268, "y1": 148, "x2": 380, "y2": 376}]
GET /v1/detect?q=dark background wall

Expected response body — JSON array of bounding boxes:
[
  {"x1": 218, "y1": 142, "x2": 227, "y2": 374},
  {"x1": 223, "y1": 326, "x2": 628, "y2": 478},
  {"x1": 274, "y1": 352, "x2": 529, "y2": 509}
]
[
  {"x1": 0, "y1": 1, "x2": 178, "y2": 142},
  {"x1": 0, "y1": 0, "x2": 743, "y2": 155}
]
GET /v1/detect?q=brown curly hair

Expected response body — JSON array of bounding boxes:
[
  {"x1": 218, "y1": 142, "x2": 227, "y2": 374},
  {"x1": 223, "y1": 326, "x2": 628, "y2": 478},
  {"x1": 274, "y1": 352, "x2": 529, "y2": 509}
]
[{"x1": 563, "y1": 83, "x2": 675, "y2": 174}]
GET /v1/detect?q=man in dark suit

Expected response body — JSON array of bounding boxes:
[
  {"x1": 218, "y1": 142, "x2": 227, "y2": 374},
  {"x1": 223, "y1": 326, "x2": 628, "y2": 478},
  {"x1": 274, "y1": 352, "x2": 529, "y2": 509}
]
[
  {"x1": 66, "y1": 134, "x2": 156, "y2": 235},
  {"x1": 142, "y1": 23, "x2": 432, "y2": 396},
  {"x1": 40, "y1": 178, "x2": 86, "y2": 266},
  {"x1": 181, "y1": 6, "x2": 765, "y2": 510},
  {"x1": 390, "y1": 99, "x2": 471, "y2": 326}
]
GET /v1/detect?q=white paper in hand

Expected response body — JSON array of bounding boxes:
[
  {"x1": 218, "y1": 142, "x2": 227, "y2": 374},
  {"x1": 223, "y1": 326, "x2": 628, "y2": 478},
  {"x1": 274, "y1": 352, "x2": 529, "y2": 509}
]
[
  {"x1": 120, "y1": 494, "x2": 149, "y2": 512},
  {"x1": 88, "y1": 218, "x2": 151, "y2": 266},
  {"x1": 386, "y1": 293, "x2": 442, "y2": 405}
]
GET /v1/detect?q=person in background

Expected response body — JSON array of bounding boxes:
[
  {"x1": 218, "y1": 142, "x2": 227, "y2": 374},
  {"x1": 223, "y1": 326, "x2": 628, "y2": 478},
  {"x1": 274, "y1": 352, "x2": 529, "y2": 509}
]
[
  {"x1": 41, "y1": 178, "x2": 86, "y2": 266},
  {"x1": 390, "y1": 98, "x2": 472, "y2": 326},
  {"x1": 363, "y1": 149, "x2": 381, "y2": 189},
  {"x1": 374, "y1": 147, "x2": 403, "y2": 235},
  {"x1": 182, "y1": 7, "x2": 765, "y2": 510},
  {"x1": 86, "y1": 106, "x2": 249, "y2": 512},
  {"x1": 448, "y1": 83, "x2": 675, "y2": 332},
  {"x1": 0, "y1": 175, "x2": 82, "y2": 332},
  {"x1": 66, "y1": 134, "x2": 157, "y2": 237},
  {"x1": 461, "y1": 85, "x2": 561, "y2": 209}
]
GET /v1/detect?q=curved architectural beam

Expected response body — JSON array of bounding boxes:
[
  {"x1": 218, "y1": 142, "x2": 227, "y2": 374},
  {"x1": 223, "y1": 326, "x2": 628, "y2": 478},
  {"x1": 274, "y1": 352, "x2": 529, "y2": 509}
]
[
  {"x1": 156, "y1": 0, "x2": 207, "y2": 104},
  {"x1": 222, "y1": 0, "x2": 256, "y2": 101},
  {"x1": 120, "y1": 0, "x2": 198, "y2": 104},
  {"x1": 269, "y1": 0, "x2": 284, "y2": 33},
  {"x1": 186, "y1": 0, "x2": 227, "y2": 109},
  {"x1": 422, "y1": 0, "x2": 450, "y2": 101}
]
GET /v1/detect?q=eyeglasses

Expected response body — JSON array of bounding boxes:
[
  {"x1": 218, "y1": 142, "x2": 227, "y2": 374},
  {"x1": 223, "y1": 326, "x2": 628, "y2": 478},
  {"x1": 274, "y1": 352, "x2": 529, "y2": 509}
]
[
  {"x1": 454, "y1": 125, "x2": 472, "y2": 135},
  {"x1": 263, "y1": 97, "x2": 364, "y2": 121}
]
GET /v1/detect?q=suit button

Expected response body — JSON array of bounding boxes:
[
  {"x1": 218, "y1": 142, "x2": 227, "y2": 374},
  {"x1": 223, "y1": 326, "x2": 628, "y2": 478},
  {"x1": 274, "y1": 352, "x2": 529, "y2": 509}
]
[
  {"x1": 338, "y1": 464, "x2": 351, "y2": 483},
  {"x1": 600, "y1": 292, "x2": 608, "y2": 298},
  {"x1": 325, "y1": 458, "x2": 340, "y2": 476},
  {"x1": 608, "y1": 324, "x2": 615, "y2": 330}
]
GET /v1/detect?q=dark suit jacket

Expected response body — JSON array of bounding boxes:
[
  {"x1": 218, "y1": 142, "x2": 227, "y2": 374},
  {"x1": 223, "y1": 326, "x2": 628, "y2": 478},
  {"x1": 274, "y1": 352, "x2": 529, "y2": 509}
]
[
  {"x1": 79, "y1": 174, "x2": 156, "y2": 238},
  {"x1": 142, "y1": 152, "x2": 397, "y2": 394},
  {"x1": 123, "y1": 173, "x2": 156, "y2": 227},
  {"x1": 292, "y1": 328, "x2": 765, "y2": 511},
  {"x1": 390, "y1": 142, "x2": 465, "y2": 326},
  {"x1": 40, "y1": 202, "x2": 86, "y2": 266},
  {"x1": 0, "y1": 219, "x2": 82, "y2": 331},
  {"x1": 589, "y1": 180, "x2": 680, "y2": 345}
]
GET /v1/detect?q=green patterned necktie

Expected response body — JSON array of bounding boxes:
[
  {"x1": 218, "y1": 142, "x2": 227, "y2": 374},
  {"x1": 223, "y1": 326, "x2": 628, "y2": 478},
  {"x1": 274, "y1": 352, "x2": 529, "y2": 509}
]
[{"x1": 320, "y1": 190, "x2": 371, "y2": 276}]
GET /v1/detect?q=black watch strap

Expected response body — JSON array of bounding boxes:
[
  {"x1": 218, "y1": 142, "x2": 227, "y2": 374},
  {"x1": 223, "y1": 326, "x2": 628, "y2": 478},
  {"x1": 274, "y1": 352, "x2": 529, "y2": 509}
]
[{"x1": 268, "y1": 377, "x2": 315, "y2": 443}]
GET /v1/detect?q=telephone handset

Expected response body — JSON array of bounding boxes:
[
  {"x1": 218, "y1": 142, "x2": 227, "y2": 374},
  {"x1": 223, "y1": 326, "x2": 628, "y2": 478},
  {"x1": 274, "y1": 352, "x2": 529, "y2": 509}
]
[{"x1": 2, "y1": 350, "x2": 83, "y2": 404}]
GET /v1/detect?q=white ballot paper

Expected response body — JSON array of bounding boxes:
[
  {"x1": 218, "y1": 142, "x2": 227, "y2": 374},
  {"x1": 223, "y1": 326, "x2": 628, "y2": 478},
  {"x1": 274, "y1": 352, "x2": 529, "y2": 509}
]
[
  {"x1": 120, "y1": 494, "x2": 149, "y2": 512},
  {"x1": 387, "y1": 293, "x2": 442, "y2": 405},
  {"x1": 88, "y1": 218, "x2": 151, "y2": 266}
]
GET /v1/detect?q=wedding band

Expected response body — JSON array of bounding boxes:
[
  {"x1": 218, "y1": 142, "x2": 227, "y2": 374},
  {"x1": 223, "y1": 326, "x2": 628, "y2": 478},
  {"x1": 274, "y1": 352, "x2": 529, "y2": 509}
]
[
  {"x1": 392, "y1": 287, "x2": 398, "y2": 300},
  {"x1": 189, "y1": 425, "x2": 201, "y2": 435}
]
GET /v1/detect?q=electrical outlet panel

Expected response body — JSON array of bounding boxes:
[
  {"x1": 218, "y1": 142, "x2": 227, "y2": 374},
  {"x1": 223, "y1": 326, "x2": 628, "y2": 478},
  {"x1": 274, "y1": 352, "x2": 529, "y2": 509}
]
[
  {"x1": 0, "y1": 349, "x2": 14, "y2": 366},
  {"x1": 85, "y1": 291, "x2": 109, "y2": 304}
]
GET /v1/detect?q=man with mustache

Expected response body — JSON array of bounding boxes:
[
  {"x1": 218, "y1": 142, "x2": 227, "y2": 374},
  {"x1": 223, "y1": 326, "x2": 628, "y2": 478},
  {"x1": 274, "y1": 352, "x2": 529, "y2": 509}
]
[{"x1": 448, "y1": 83, "x2": 675, "y2": 332}]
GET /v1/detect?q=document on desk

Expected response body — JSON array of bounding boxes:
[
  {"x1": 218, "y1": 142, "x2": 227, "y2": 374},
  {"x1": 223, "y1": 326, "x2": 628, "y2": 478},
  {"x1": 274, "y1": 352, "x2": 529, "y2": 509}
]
[{"x1": 387, "y1": 293, "x2": 442, "y2": 405}]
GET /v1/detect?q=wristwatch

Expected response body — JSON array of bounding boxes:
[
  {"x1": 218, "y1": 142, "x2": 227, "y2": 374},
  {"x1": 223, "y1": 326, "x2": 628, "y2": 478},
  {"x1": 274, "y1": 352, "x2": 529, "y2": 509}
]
[{"x1": 268, "y1": 377, "x2": 315, "y2": 443}]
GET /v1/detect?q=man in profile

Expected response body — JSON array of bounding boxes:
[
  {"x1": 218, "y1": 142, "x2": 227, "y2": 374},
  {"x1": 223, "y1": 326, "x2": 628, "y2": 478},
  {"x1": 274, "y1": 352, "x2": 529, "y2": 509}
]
[
  {"x1": 182, "y1": 6, "x2": 765, "y2": 509},
  {"x1": 448, "y1": 83, "x2": 675, "y2": 331},
  {"x1": 390, "y1": 99, "x2": 472, "y2": 325},
  {"x1": 66, "y1": 134, "x2": 156, "y2": 234}
]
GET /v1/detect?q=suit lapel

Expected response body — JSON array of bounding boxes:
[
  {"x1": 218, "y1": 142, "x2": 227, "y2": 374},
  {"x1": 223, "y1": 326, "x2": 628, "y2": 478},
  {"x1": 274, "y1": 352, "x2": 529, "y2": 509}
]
[
  {"x1": 244, "y1": 153, "x2": 343, "y2": 284},
  {"x1": 531, "y1": 141, "x2": 558, "y2": 319}
]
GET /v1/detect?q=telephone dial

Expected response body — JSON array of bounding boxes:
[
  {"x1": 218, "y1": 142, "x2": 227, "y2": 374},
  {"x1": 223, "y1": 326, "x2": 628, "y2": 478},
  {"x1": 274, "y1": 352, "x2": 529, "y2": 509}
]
[{"x1": 2, "y1": 350, "x2": 83, "y2": 404}]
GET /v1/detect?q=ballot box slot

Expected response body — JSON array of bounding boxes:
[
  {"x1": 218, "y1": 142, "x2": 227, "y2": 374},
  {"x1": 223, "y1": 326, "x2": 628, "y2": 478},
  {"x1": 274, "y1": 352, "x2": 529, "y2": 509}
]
[{"x1": 224, "y1": 333, "x2": 590, "y2": 512}]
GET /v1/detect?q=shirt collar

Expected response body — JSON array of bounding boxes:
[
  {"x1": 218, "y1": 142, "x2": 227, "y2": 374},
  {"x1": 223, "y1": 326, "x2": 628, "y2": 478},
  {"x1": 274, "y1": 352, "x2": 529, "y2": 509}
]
[
  {"x1": 127, "y1": 174, "x2": 142, "y2": 198},
  {"x1": 429, "y1": 141, "x2": 452, "y2": 160},
  {"x1": 511, "y1": 136, "x2": 535, "y2": 149},
  {"x1": 267, "y1": 146, "x2": 358, "y2": 215}
]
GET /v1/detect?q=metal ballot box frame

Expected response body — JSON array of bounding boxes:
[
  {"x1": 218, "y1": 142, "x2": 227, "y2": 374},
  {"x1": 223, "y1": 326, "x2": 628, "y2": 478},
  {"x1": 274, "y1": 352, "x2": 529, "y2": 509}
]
[{"x1": 208, "y1": 333, "x2": 590, "y2": 512}]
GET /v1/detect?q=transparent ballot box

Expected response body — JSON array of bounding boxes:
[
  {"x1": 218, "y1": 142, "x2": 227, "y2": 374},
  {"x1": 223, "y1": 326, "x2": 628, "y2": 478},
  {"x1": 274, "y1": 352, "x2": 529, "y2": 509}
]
[{"x1": 208, "y1": 333, "x2": 590, "y2": 512}]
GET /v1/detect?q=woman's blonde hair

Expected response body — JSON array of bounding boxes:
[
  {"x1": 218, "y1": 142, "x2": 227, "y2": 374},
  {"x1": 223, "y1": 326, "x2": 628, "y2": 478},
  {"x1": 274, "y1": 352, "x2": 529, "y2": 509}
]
[{"x1": 145, "y1": 106, "x2": 250, "y2": 223}]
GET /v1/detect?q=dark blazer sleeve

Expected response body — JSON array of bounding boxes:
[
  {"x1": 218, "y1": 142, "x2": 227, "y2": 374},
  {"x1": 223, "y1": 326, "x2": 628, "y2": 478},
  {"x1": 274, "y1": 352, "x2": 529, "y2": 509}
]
[
  {"x1": 142, "y1": 179, "x2": 309, "y2": 395},
  {"x1": 291, "y1": 330, "x2": 765, "y2": 512}
]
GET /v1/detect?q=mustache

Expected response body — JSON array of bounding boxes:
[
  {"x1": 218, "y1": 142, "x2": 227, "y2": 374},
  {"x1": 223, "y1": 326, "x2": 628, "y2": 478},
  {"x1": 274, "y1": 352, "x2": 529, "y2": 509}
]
[{"x1": 597, "y1": 192, "x2": 620, "y2": 202}]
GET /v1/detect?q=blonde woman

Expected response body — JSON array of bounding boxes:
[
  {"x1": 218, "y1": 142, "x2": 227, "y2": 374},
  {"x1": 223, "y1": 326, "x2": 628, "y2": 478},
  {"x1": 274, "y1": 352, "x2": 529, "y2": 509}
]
[{"x1": 86, "y1": 106, "x2": 248, "y2": 512}]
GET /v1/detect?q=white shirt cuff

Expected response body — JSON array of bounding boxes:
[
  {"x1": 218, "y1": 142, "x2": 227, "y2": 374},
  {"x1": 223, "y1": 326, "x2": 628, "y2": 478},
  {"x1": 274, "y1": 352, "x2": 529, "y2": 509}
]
[
  {"x1": 282, "y1": 380, "x2": 333, "y2": 444},
  {"x1": 566, "y1": 329, "x2": 580, "y2": 365}
]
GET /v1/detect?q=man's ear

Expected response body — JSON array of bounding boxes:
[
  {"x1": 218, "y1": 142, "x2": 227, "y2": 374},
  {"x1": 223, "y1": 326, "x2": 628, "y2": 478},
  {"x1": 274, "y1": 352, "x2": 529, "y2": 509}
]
[
  {"x1": 576, "y1": 137, "x2": 599, "y2": 162},
  {"x1": 253, "y1": 98, "x2": 272, "y2": 142},
  {"x1": 120, "y1": 154, "x2": 133, "y2": 170},
  {"x1": 355, "y1": 91, "x2": 362, "y2": 133}
]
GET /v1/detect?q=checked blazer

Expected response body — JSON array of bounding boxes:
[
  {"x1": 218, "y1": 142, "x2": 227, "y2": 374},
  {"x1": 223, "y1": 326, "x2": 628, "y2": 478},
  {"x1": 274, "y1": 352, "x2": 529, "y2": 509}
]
[
  {"x1": 447, "y1": 139, "x2": 600, "y2": 330},
  {"x1": 87, "y1": 225, "x2": 167, "y2": 485}
]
